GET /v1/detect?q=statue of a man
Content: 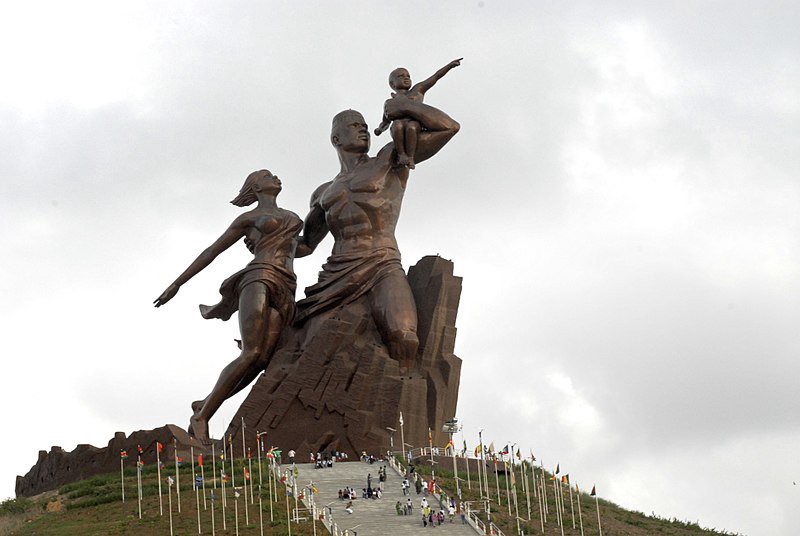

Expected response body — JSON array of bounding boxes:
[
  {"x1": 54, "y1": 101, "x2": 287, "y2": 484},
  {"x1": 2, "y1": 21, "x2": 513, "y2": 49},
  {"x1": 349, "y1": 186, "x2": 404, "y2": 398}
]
[{"x1": 296, "y1": 94, "x2": 460, "y2": 374}]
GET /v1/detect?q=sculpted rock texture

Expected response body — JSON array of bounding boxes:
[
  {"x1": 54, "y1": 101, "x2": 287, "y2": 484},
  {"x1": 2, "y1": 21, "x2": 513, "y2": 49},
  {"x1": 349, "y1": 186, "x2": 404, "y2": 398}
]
[
  {"x1": 225, "y1": 255, "x2": 462, "y2": 457},
  {"x1": 16, "y1": 424, "x2": 203, "y2": 497}
]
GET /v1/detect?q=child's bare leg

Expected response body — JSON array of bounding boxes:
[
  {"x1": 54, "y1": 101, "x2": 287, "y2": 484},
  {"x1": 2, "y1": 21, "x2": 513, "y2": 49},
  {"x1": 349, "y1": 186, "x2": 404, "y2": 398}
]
[
  {"x1": 404, "y1": 120, "x2": 420, "y2": 169},
  {"x1": 391, "y1": 119, "x2": 412, "y2": 167}
]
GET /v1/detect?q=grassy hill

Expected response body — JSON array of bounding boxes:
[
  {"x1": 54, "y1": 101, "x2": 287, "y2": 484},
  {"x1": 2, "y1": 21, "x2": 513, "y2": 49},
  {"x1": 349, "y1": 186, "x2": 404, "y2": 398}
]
[
  {"x1": 1, "y1": 457, "x2": 744, "y2": 535},
  {"x1": 398, "y1": 456, "x2": 743, "y2": 536}
]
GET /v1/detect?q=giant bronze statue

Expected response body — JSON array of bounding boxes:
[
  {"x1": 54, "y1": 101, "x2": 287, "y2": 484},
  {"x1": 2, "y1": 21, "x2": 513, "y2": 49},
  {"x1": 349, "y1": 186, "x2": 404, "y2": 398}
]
[
  {"x1": 154, "y1": 170, "x2": 307, "y2": 442},
  {"x1": 156, "y1": 60, "x2": 464, "y2": 452}
]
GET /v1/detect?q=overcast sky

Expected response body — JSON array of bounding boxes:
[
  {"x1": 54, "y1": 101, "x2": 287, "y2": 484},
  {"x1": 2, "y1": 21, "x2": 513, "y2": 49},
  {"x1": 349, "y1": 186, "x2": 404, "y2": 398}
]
[{"x1": 1, "y1": 1, "x2": 798, "y2": 534}]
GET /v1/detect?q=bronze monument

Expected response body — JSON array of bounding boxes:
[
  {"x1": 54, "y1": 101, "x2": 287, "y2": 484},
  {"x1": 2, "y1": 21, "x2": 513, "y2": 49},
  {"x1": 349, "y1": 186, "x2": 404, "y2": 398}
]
[
  {"x1": 154, "y1": 170, "x2": 307, "y2": 442},
  {"x1": 157, "y1": 60, "x2": 463, "y2": 453}
]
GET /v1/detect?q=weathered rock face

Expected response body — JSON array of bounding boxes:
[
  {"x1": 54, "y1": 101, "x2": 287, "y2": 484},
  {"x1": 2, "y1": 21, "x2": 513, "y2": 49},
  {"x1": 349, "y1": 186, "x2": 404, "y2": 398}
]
[
  {"x1": 225, "y1": 255, "x2": 462, "y2": 459},
  {"x1": 15, "y1": 424, "x2": 204, "y2": 497}
]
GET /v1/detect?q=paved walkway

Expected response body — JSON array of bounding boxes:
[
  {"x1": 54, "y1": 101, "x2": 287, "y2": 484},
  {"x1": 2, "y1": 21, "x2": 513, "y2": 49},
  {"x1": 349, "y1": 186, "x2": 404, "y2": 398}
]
[{"x1": 293, "y1": 461, "x2": 476, "y2": 535}]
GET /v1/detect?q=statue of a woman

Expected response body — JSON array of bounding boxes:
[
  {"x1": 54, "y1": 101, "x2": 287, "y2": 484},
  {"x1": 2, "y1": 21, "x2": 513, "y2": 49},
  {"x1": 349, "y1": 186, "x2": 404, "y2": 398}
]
[{"x1": 154, "y1": 169, "x2": 308, "y2": 442}]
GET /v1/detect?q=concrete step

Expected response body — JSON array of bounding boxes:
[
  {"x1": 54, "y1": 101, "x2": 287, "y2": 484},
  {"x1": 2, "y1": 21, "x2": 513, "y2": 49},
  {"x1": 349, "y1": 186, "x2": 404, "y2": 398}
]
[{"x1": 289, "y1": 461, "x2": 476, "y2": 535}]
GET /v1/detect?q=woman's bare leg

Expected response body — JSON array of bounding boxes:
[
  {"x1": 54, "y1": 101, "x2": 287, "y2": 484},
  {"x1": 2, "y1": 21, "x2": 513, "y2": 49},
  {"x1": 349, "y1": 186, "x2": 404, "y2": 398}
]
[{"x1": 189, "y1": 282, "x2": 269, "y2": 442}]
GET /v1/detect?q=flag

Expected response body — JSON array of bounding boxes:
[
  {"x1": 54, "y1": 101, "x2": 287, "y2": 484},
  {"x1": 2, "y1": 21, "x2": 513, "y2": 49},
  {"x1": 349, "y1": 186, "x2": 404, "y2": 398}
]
[
  {"x1": 463, "y1": 440, "x2": 468, "y2": 452},
  {"x1": 555, "y1": 463, "x2": 560, "y2": 475},
  {"x1": 590, "y1": 485, "x2": 596, "y2": 496},
  {"x1": 168, "y1": 476, "x2": 175, "y2": 487},
  {"x1": 137, "y1": 444, "x2": 143, "y2": 455},
  {"x1": 195, "y1": 475, "x2": 204, "y2": 488},
  {"x1": 530, "y1": 450, "x2": 536, "y2": 461},
  {"x1": 159, "y1": 461, "x2": 166, "y2": 470},
  {"x1": 474, "y1": 445, "x2": 480, "y2": 457},
  {"x1": 511, "y1": 472, "x2": 517, "y2": 486},
  {"x1": 137, "y1": 460, "x2": 145, "y2": 468},
  {"x1": 222, "y1": 472, "x2": 229, "y2": 483},
  {"x1": 488, "y1": 442, "x2": 495, "y2": 454},
  {"x1": 445, "y1": 439, "x2": 454, "y2": 450},
  {"x1": 234, "y1": 488, "x2": 241, "y2": 498},
  {"x1": 247, "y1": 448, "x2": 251, "y2": 460},
  {"x1": 501, "y1": 445, "x2": 509, "y2": 455},
  {"x1": 561, "y1": 474, "x2": 570, "y2": 484},
  {"x1": 157, "y1": 442, "x2": 164, "y2": 454},
  {"x1": 244, "y1": 468, "x2": 250, "y2": 481},
  {"x1": 120, "y1": 450, "x2": 128, "y2": 459},
  {"x1": 219, "y1": 452, "x2": 224, "y2": 460},
  {"x1": 198, "y1": 454, "x2": 203, "y2": 467},
  {"x1": 399, "y1": 412, "x2": 404, "y2": 426},
  {"x1": 211, "y1": 490, "x2": 215, "y2": 505},
  {"x1": 516, "y1": 448, "x2": 521, "y2": 460},
  {"x1": 428, "y1": 428, "x2": 432, "y2": 442},
  {"x1": 177, "y1": 456, "x2": 184, "y2": 466}
]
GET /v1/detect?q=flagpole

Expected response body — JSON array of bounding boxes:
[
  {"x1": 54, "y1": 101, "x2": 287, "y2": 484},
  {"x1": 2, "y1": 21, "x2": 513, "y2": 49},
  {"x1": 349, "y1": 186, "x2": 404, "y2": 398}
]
[
  {"x1": 540, "y1": 460, "x2": 548, "y2": 517},
  {"x1": 212, "y1": 443, "x2": 217, "y2": 490},
  {"x1": 168, "y1": 476, "x2": 175, "y2": 536},
  {"x1": 174, "y1": 439, "x2": 182, "y2": 513},
  {"x1": 241, "y1": 417, "x2": 250, "y2": 524},
  {"x1": 537, "y1": 470, "x2": 545, "y2": 533},
  {"x1": 248, "y1": 448, "x2": 254, "y2": 504},
  {"x1": 221, "y1": 444, "x2": 227, "y2": 509},
  {"x1": 567, "y1": 478, "x2": 576, "y2": 529},
  {"x1": 191, "y1": 446, "x2": 201, "y2": 534},
  {"x1": 258, "y1": 488, "x2": 264, "y2": 536},
  {"x1": 136, "y1": 452, "x2": 142, "y2": 520},
  {"x1": 285, "y1": 475, "x2": 292, "y2": 536},
  {"x1": 493, "y1": 455, "x2": 501, "y2": 506},
  {"x1": 120, "y1": 452, "x2": 125, "y2": 503},
  {"x1": 229, "y1": 435, "x2": 236, "y2": 488},
  {"x1": 504, "y1": 458, "x2": 511, "y2": 514},
  {"x1": 268, "y1": 457, "x2": 274, "y2": 522},
  {"x1": 221, "y1": 468, "x2": 227, "y2": 531},
  {"x1": 592, "y1": 486, "x2": 602, "y2": 536},
  {"x1": 157, "y1": 443, "x2": 164, "y2": 515},
  {"x1": 522, "y1": 457, "x2": 531, "y2": 520},
  {"x1": 235, "y1": 489, "x2": 240, "y2": 536},
  {"x1": 576, "y1": 483, "x2": 584, "y2": 536},
  {"x1": 463, "y1": 436, "x2": 471, "y2": 490},
  {"x1": 211, "y1": 489, "x2": 216, "y2": 536},
  {"x1": 553, "y1": 475, "x2": 564, "y2": 536},
  {"x1": 200, "y1": 454, "x2": 207, "y2": 510},
  {"x1": 256, "y1": 433, "x2": 263, "y2": 487}
]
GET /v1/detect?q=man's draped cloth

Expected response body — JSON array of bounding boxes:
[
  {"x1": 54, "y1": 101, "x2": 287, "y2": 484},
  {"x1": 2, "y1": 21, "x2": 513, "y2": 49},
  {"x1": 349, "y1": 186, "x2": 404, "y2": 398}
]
[
  {"x1": 295, "y1": 247, "x2": 402, "y2": 324},
  {"x1": 199, "y1": 262, "x2": 297, "y2": 327}
]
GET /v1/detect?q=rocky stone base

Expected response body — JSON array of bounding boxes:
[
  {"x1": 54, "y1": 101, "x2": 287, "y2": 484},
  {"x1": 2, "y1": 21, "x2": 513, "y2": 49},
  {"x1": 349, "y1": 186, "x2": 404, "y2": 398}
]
[
  {"x1": 15, "y1": 424, "x2": 206, "y2": 497},
  {"x1": 224, "y1": 255, "x2": 462, "y2": 460}
]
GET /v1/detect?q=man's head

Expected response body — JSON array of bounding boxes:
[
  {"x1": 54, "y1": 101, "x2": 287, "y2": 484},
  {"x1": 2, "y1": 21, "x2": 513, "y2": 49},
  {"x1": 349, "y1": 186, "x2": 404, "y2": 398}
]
[
  {"x1": 389, "y1": 68, "x2": 412, "y2": 91},
  {"x1": 331, "y1": 109, "x2": 370, "y2": 153}
]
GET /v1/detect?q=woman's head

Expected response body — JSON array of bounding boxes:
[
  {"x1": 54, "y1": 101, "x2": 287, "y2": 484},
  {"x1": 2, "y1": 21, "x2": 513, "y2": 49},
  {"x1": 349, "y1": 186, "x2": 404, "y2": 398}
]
[{"x1": 230, "y1": 169, "x2": 281, "y2": 206}]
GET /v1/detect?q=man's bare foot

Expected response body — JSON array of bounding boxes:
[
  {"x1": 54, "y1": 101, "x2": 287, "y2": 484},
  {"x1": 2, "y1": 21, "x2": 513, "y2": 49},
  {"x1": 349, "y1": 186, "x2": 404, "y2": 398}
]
[
  {"x1": 189, "y1": 414, "x2": 210, "y2": 443},
  {"x1": 397, "y1": 154, "x2": 413, "y2": 168},
  {"x1": 407, "y1": 158, "x2": 415, "y2": 170}
]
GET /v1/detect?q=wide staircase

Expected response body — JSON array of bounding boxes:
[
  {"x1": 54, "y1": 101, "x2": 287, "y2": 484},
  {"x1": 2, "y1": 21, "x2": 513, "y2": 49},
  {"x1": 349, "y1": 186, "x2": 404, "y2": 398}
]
[{"x1": 293, "y1": 460, "x2": 477, "y2": 535}]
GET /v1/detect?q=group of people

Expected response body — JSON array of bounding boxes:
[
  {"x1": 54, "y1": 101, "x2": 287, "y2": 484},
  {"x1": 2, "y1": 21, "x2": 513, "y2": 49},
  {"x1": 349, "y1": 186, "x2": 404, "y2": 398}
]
[
  {"x1": 395, "y1": 497, "x2": 414, "y2": 515},
  {"x1": 312, "y1": 449, "x2": 347, "y2": 468}
]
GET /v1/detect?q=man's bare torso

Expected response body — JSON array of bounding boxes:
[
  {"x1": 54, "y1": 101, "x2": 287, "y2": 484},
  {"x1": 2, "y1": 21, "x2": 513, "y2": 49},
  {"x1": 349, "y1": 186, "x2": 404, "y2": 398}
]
[{"x1": 316, "y1": 145, "x2": 408, "y2": 256}]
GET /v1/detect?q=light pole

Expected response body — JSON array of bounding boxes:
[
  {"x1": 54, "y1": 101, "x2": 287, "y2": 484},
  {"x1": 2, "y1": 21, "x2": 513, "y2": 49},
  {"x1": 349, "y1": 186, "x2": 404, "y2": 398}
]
[
  {"x1": 442, "y1": 418, "x2": 461, "y2": 499},
  {"x1": 399, "y1": 412, "x2": 406, "y2": 461},
  {"x1": 386, "y1": 427, "x2": 396, "y2": 459}
]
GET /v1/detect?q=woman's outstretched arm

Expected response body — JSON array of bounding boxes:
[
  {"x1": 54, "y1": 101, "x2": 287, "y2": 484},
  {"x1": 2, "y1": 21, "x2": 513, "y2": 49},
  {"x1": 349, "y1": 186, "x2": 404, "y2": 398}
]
[{"x1": 154, "y1": 213, "x2": 251, "y2": 307}]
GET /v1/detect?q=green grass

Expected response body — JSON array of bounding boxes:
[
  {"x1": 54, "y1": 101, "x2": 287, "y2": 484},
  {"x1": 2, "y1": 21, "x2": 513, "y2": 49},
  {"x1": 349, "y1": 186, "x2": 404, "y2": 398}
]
[{"x1": 3, "y1": 458, "x2": 320, "y2": 535}]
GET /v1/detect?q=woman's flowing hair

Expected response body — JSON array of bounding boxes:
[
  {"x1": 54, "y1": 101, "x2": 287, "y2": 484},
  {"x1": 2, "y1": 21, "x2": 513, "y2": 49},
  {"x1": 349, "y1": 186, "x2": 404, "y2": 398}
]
[{"x1": 231, "y1": 170, "x2": 269, "y2": 207}]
